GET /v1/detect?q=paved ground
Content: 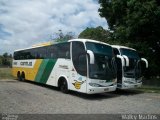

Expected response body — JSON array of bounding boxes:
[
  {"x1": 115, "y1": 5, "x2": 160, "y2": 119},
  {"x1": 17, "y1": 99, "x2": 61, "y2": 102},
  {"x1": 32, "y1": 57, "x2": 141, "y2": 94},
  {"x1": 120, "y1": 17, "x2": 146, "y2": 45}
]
[{"x1": 0, "y1": 79, "x2": 160, "y2": 114}]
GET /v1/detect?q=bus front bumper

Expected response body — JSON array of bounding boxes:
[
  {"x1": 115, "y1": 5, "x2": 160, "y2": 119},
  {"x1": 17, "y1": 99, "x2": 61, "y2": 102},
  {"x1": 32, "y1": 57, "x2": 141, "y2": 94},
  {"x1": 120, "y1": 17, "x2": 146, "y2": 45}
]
[
  {"x1": 117, "y1": 82, "x2": 142, "y2": 90},
  {"x1": 87, "y1": 84, "x2": 117, "y2": 94}
]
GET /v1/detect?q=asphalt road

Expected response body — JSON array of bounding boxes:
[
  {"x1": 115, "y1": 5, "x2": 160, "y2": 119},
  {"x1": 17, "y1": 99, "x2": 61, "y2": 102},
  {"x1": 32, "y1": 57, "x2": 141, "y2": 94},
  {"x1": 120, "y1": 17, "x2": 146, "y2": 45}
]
[{"x1": 0, "y1": 79, "x2": 160, "y2": 114}]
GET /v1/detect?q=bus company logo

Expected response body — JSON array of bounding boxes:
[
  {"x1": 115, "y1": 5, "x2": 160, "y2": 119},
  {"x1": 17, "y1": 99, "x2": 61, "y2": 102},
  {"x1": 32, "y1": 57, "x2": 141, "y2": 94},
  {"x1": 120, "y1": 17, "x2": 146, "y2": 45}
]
[
  {"x1": 59, "y1": 65, "x2": 69, "y2": 69},
  {"x1": 72, "y1": 80, "x2": 84, "y2": 89},
  {"x1": 20, "y1": 61, "x2": 32, "y2": 66},
  {"x1": 13, "y1": 62, "x2": 17, "y2": 65}
]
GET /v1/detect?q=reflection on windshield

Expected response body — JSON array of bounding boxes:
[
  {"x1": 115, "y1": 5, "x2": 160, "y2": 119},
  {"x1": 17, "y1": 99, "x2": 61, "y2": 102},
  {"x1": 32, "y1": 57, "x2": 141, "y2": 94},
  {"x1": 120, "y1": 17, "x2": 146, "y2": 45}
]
[
  {"x1": 86, "y1": 42, "x2": 116, "y2": 80},
  {"x1": 86, "y1": 42, "x2": 112, "y2": 56},
  {"x1": 120, "y1": 48, "x2": 140, "y2": 59},
  {"x1": 120, "y1": 48, "x2": 142, "y2": 79}
]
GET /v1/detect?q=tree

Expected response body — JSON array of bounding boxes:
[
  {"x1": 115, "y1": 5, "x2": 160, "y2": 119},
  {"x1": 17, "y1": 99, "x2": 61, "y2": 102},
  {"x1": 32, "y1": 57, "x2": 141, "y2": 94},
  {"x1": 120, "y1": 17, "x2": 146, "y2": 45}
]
[
  {"x1": 0, "y1": 56, "x2": 2, "y2": 66},
  {"x1": 53, "y1": 30, "x2": 75, "y2": 43},
  {"x1": 99, "y1": 0, "x2": 160, "y2": 77},
  {"x1": 78, "y1": 26, "x2": 112, "y2": 43},
  {"x1": 0, "y1": 52, "x2": 12, "y2": 67}
]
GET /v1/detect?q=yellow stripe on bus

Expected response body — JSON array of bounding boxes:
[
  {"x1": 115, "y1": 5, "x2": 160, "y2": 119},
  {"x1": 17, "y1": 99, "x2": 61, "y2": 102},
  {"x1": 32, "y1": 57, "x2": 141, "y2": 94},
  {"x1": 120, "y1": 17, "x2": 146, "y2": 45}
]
[{"x1": 12, "y1": 59, "x2": 42, "y2": 81}]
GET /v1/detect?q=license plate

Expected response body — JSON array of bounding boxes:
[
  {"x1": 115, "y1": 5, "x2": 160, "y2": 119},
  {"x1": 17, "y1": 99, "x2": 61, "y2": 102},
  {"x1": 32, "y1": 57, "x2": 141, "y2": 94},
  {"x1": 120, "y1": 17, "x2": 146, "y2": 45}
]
[
  {"x1": 126, "y1": 78, "x2": 132, "y2": 81},
  {"x1": 99, "y1": 80, "x2": 106, "y2": 83},
  {"x1": 104, "y1": 88, "x2": 109, "y2": 91}
]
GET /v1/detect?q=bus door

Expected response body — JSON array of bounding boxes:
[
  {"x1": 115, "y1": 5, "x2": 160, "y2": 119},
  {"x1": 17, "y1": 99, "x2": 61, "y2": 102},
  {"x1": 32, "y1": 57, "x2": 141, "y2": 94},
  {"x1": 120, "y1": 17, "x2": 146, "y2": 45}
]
[
  {"x1": 70, "y1": 41, "x2": 88, "y2": 93},
  {"x1": 113, "y1": 48, "x2": 123, "y2": 85}
]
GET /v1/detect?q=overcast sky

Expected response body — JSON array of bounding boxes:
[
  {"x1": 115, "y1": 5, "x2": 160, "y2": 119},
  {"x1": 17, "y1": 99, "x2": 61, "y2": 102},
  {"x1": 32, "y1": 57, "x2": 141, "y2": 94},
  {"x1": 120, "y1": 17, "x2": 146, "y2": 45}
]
[{"x1": 0, "y1": 0, "x2": 108, "y2": 54}]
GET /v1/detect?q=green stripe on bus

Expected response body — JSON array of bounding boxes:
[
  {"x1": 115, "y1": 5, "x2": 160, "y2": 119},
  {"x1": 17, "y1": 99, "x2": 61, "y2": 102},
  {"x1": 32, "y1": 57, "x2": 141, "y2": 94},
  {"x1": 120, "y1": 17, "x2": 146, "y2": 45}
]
[
  {"x1": 35, "y1": 59, "x2": 48, "y2": 83},
  {"x1": 39, "y1": 59, "x2": 57, "y2": 84},
  {"x1": 35, "y1": 59, "x2": 57, "y2": 84},
  {"x1": 35, "y1": 60, "x2": 48, "y2": 82}
]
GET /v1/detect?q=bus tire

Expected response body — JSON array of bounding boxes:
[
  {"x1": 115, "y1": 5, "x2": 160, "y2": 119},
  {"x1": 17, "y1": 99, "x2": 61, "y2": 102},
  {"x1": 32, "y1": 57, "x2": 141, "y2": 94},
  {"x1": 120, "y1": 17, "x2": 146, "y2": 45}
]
[
  {"x1": 58, "y1": 78, "x2": 68, "y2": 94},
  {"x1": 17, "y1": 71, "x2": 21, "y2": 81},
  {"x1": 21, "y1": 72, "x2": 25, "y2": 81}
]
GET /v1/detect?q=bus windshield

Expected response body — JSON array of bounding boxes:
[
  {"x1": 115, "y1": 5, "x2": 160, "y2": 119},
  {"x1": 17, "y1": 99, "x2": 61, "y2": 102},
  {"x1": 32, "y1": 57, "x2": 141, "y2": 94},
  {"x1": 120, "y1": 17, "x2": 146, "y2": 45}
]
[
  {"x1": 86, "y1": 42, "x2": 116, "y2": 80},
  {"x1": 120, "y1": 48, "x2": 141, "y2": 78},
  {"x1": 120, "y1": 48, "x2": 140, "y2": 59}
]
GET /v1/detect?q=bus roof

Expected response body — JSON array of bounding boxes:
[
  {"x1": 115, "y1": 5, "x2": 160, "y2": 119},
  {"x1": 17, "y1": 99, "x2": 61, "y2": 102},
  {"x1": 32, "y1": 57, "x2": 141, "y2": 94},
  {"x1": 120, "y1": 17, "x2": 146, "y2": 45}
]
[
  {"x1": 14, "y1": 41, "x2": 68, "y2": 52},
  {"x1": 112, "y1": 45, "x2": 136, "y2": 51},
  {"x1": 69, "y1": 39, "x2": 111, "y2": 46},
  {"x1": 14, "y1": 39, "x2": 111, "y2": 52}
]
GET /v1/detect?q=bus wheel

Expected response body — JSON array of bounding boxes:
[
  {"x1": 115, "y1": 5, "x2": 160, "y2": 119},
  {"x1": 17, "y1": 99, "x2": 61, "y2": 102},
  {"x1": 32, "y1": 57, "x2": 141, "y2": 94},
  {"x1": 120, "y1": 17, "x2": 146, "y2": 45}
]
[
  {"x1": 21, "y1": 72, "x2": 25, "y2": 81},
  {"x1": 17, "y1": 72, "x2": 21, "y2": 81},
  {"x1": 59, "y1": 78, "x2": 68, "y2": 93}
]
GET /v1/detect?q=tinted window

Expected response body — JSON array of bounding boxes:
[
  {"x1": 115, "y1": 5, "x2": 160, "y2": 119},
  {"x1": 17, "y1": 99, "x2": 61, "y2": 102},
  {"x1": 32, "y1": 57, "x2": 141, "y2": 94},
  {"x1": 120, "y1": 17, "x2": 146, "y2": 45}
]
[
  {"x1": 57, "y1": 43, "x2": 70, "y2": 59},
  {"x1": 120, "y1": 48, "x2": 140, "y2": 59},
  {"x1": 72, "y1": 41, "x2": 87, "y2": 76},
  {"x1": 25, "y1": 50, "x2": 32, "y2": 59},
  {"x1": 14, "y1": 51, "x2": 20, "y2": 60},
  {"x1": 45, "y1": 42, "x2": 70, "y2": 59},
  {"x1": 14, "y1": 50, "x2": 32, "y2": 60},
  {"x1": 46, "y1": 45, "x2": 58, "y2": 59},
  {"x1": 113, "y1": 48, "x2": 120, "y2": 55},
  {"x1": 86, "y1": 42, "x2": 116, "y2": 80},
  {"x1": 39, "y1": 47, "x2": 46, "y2": 59},
  {"x1": 86, "y1": 42, "x2": 112, "y2": 56},
  {"x1": 13, "y1": 42, "x2": 70, "y2": 60}
]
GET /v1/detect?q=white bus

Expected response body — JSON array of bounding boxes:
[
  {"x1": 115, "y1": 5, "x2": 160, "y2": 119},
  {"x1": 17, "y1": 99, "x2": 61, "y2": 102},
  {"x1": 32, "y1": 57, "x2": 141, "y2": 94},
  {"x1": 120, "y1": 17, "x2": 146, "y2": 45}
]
[
  {"x1": 12, "y1": 39, "x2": 117, "y2": 94},
  {"x1": 112, "y1": 45, "x2": 148, "y2": 89}
]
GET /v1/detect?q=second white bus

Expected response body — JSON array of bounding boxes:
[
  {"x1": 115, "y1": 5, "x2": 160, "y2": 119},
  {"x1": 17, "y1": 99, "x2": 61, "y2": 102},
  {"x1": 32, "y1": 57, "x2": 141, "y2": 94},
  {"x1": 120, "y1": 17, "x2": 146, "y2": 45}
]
[{"x1": 112, "y1": 45, "x2": 148, "y2": 89}]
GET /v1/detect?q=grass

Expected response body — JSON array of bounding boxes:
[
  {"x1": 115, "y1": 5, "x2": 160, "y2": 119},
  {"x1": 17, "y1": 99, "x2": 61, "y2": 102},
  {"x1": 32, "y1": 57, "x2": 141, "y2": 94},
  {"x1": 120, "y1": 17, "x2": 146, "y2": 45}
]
[
  {"x1": 137, "y1": 85, "x2": 160, "y2": 93},
  {"x1": 0, "y1": 67, "x2": 14, "y2": 79}
]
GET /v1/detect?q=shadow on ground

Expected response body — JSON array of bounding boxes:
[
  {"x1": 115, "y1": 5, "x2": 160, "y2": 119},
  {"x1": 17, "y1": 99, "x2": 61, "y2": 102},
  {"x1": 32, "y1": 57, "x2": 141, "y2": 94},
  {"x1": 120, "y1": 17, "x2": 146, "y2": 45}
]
[{"x1": 11, "y1": 79, "x2": 144, "y2": 100}]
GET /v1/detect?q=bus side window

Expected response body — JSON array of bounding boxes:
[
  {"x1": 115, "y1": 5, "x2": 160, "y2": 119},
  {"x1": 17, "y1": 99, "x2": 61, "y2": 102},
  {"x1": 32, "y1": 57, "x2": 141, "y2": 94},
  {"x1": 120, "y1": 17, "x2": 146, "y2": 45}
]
[
  {"x1": 38, "y1": 47, "x2": 45, "y2": 59},
  {"x1": 30, "y1": 49, "x2": 36, "y2": 59},
  {"x1": 26, "y1": 50, "x2": 33, "y2": 59},
  {"x1": 20, "y1": 51, "x2": 25, "y2": 59},
  {"x1": 35, "y1": 48, "x2": 41, "y2": 59},
  {"x1": 65, "y1": 51, "x2": 70, "y2": 59},
  {"x1": 56, "y1": 43, "x2": 70, "y2": 59},
  {"x1": 63, "y1": 43, "x2": 70, "y2": 59},
  {"x1": 49, "y1": 45, "x2": 58, "y2": 59},
  {"x1": 14, "y1": 52, "x2": 19, "y2": 60}
]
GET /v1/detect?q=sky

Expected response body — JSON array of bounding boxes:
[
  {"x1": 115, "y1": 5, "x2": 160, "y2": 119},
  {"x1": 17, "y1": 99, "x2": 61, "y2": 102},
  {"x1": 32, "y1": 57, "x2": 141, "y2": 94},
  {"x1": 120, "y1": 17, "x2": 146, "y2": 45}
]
[{"x1": 0, "y1": 0, "x2": 108, "y2": 54}]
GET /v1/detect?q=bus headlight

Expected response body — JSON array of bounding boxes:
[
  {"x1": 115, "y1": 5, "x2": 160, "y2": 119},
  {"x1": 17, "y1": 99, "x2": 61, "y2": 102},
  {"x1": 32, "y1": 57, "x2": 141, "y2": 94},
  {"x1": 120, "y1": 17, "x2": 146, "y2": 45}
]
[{"x1": 89, "y1": 83, "x2": 101, "y2": 87}]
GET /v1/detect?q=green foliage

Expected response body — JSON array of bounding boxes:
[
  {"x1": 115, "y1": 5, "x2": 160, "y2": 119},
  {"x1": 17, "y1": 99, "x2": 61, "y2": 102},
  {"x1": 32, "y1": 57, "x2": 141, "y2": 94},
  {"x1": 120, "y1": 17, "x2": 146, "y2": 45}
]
[
  {"x1": 78, "y1": 26, "x2": 112, "y2": 43},
  {"x1": 99, "y1": 0, "x2": 160, "y2": 42},
  {"x1": 98, "y1": 0, "x2": 160, "y2": 77},
  {"x1": 0, "y1": 56, "x2": 2, "y2": 65},
  {"x1": 0, "y1": 52, "x2": 12, "y2": 67},
  {"x1": 53, "y1": 30, "x2": 75, "y2": 43}
]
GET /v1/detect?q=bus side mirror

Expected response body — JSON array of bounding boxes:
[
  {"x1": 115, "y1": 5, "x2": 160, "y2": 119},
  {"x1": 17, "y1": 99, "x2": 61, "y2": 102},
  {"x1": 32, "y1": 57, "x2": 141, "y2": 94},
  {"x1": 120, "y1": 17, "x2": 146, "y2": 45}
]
[
  {"x1": 116, "y1": 55, "x2": 125, "y2": 67},
  {"x1": 87, "y1": 50, "x2": 95, "y2": 64},
  {"x1": 122, "y1": 55, "x2": 129, "y2": 67},
  {"x1": 141, "y1": 58, "x2": 148, "y2": 68}
]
